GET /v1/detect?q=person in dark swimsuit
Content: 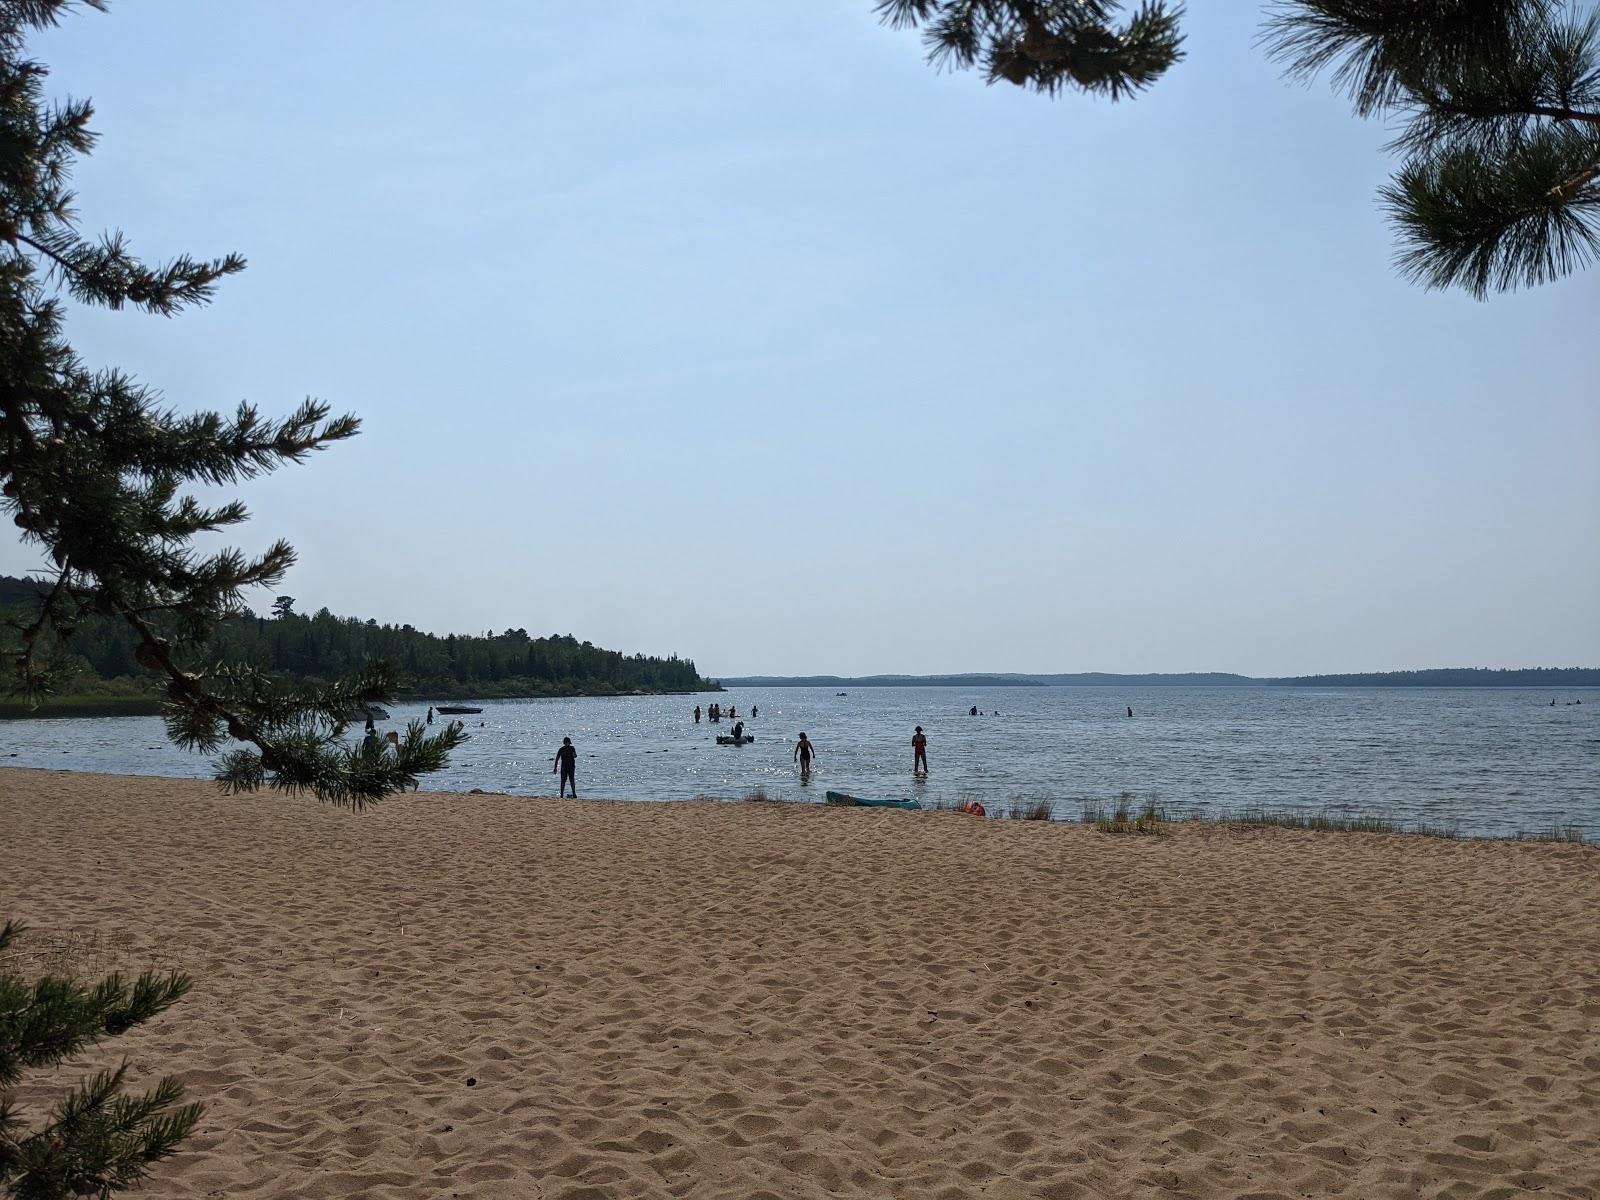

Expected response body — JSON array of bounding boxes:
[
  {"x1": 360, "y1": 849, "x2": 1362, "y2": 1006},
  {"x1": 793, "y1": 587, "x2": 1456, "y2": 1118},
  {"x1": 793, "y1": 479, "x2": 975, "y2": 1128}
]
[
  {"x1": 694, "y1": 705, "x2": 701, "y2": 724},
  {"x1": 554, "y1": 736, "x2": 578, "y2": 797},
  {"x1": 794, "y1": 732, "x2": 814, "y2": 774}
]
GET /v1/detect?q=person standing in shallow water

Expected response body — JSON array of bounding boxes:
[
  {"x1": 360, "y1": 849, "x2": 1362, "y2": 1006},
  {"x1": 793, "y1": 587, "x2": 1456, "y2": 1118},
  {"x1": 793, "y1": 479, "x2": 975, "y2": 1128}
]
[
  {"x1": 554, "y1": 736, "x2": 578, "y2": 798},
  {"x1": 794, "y1": 732, "x2": 814, "y2": 774},
  {"x1": 694, "y1": 705, "x2": 701, "y2": 724},
  {"x1": 912, "y1": 726, "x2": 928, "y2": 774}
]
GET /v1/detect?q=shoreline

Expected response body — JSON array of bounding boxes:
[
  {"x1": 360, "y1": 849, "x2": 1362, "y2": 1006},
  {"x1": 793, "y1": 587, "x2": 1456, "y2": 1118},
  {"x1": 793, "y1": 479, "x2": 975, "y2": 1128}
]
[
  {"x1": 0, "y1": 687, "x2": 723, "y2": 720},
  {"x1": 3, "y1": 768, "x2": 1596, "y2": 1198},
  {"x1": 0, "y1": 763, "x2": 1590, "y2": 845}
]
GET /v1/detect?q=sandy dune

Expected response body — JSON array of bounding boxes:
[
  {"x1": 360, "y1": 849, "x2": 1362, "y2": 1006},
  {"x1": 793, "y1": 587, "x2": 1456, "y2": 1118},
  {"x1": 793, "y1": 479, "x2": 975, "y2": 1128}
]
[{"x1": 1, "y1": 767, "x2": 1596, "y2": 1199}]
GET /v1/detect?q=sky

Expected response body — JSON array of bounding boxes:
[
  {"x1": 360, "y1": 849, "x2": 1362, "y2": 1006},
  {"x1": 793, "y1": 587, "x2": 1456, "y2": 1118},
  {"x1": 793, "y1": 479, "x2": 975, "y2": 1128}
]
[{"x1": 3, "y1": 1, "x2": 1597, "y2": 678}]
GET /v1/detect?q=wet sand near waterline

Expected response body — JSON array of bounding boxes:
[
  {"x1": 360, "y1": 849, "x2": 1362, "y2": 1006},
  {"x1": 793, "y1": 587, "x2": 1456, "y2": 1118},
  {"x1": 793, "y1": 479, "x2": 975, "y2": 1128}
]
[{"x1": 1, "y1": 767, "x2": 1597, "y2": 1199}]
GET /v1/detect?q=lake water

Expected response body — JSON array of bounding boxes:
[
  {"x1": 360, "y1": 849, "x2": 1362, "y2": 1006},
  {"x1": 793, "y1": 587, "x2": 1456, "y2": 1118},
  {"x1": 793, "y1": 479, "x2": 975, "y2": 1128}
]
[{"x1": 2, "y1": 686, "x2": 1596, "y2": 838}]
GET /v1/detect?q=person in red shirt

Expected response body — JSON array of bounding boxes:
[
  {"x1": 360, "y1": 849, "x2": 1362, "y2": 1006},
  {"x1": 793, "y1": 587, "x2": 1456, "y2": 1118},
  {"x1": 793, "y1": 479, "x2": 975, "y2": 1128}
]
[{"x1": 912, "y1": 726, "x2": 928, "y2": 774}]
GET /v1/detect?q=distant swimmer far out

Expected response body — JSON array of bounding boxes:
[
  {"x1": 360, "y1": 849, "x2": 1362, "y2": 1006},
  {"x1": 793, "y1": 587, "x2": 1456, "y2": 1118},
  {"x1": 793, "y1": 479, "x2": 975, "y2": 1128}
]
[
  {"x1": 554, "y1": 736, "x2": 578, "y2": 797},
  {"x1": 1127, "y1": 706, "x2": 1133, "y2": 718},
  {"x1": 912, "y1": 726, "x2": 928, "y2": 774}
]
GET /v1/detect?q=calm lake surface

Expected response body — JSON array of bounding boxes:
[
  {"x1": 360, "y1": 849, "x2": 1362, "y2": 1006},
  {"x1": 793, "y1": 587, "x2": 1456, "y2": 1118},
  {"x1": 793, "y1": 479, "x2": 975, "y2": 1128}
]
[{"x1": 2, "y1": 686, "x2": 1596, "y2": 838}]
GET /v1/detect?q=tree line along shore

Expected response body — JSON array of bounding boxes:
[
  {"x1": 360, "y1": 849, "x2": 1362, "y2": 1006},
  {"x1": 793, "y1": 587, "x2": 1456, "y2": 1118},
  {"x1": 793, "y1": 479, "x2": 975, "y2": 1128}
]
[{"x1": 0, "y1": 577, "x2": 716, "y2": 716}]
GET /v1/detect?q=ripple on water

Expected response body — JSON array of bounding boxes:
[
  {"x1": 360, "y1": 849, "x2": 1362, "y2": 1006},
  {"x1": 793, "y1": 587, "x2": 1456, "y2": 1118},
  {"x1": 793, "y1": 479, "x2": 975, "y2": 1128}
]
[{"x1": 0, "y1": 686, "x2": 1595, "y2": 837}]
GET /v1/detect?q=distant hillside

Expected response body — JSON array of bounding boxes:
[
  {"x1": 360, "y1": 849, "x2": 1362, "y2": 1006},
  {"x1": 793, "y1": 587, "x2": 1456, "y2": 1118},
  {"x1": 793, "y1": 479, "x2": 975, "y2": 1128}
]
[
  {"x1": 720, "y1": 674, "x2": 1043, "y2": 688},
  {"x1": 724, "y1": 668, "x2": 1600, "y2": 688},
  {"x1": 1266, "y1": 668, "x2": 1600, "y2": 688},
  {"x1": 722, "y1": 672, "x2": 1254, "y2": 687},
  {"x1": 1010, "y1": 672, "x2": 1255, "y2": 687}
]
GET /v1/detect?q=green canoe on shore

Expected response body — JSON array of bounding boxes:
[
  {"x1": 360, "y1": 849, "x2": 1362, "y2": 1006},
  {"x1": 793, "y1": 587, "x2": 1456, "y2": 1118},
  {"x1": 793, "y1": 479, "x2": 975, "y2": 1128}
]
[{"x1": 824, "y1": 790, "x2": 922, "y2": 811}]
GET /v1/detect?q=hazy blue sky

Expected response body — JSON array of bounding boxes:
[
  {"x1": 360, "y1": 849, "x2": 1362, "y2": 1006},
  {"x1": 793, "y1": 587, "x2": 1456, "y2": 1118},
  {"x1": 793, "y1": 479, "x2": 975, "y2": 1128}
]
[{"x1": 3, "y1": 2, "x2": 1596, "y2": 677}]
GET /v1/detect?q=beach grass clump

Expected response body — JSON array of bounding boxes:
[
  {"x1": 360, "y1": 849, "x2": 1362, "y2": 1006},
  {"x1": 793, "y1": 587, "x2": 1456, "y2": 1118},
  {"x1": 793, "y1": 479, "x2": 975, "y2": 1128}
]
[
  {"x1": 1083, "y1": 792, "x2": 1168, "y2": 834},
  {"x1": 1516, "y1": 823, "x2": 1588, "y2": 844},
  {"x1": 740, "y1": 785, "x2": 778, "y2": 803},
  {"x1": 1003, "y1": 795, "x2": 1055, "y2": 821},
  {"x1": 1223, "y1": 808, "x2": 1401, "y2": 835}
]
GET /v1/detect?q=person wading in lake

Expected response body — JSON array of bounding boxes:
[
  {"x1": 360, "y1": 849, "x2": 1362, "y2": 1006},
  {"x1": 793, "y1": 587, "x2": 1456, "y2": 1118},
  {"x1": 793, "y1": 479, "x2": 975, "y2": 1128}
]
[
  {"x1": 554, "y1": 736, "x2": 578, "y2": 798},
  {"x1": 912, "y1": 726, "x2": 928, "y2": 774},
  {"x1": 694, "y1": 705, "x2": 701, "y2": 724},
  {"x1": 794, "y1": 732, "x2": 815, "y2": 775}
]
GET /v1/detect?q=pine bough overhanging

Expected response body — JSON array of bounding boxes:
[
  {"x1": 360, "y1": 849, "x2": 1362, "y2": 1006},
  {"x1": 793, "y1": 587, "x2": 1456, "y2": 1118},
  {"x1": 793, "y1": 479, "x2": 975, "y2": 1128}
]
[
  {"x1": 1264, "y1": 0, "x2": 1600, "y2": 296},
  {"x1": 875, "y1": 0, "x2": 1186, "y2": 99},
  {"x1": 0, "y1": 921, "x2": 200, "y2": 1200},
  {"x1": 2, "y1": 2, "x2": 466, "y2": 1192},
  {"x1": 0, "y1": 0, "x2": 466, "y2": 803},
  {"x1": 879, "y1": 1, "x2": 1599, "y2": 295}
]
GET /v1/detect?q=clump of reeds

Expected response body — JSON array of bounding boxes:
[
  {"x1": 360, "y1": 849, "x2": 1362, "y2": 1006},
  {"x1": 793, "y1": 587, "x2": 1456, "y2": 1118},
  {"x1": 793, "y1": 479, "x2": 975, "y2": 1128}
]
[
  {"x1": 1223, "y1": 808, "x2": 1400, "y2": 835},
  {"x1": 1083, "y1": 791, "x2": 1167, "y2": 834},
  {"x1": 740, "y1": 785, "x2": 778, "y2": 803},
  {"x1": 1003, "y1": 795, "x2": 1055, "y2": 821},
  {"x1": 1516, "y1": 824, "x2": 1588, "y2": 844}
]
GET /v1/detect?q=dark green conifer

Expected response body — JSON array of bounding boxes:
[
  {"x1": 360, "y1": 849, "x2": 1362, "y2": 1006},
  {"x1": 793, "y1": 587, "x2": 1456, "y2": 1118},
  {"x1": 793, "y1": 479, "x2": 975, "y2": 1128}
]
[
  {"x1": 880, "y1": 2, "x2": 1599, "y2": 296},
  {"x1": 875, "y1": 0, "x2": 1185, "y2": 98},
  {"x1": 1, "y1": 4, "x2": 462, "y2": 1191},
  {"x1": 0, "y1": 0, "x2": 464, "y2": 803},
  {"x1": 0, "y1": 922, "x2": 199, "y2": 1200},
  {"x1": 1264, "y1": 0, "x2": 1600, "y2": 296}
]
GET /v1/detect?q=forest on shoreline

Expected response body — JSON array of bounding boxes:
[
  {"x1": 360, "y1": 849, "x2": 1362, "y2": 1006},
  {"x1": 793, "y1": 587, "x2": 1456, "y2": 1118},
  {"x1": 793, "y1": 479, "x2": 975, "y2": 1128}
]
[{"x1": 0, "y1": 576, "x2": 715, "y2": 715}]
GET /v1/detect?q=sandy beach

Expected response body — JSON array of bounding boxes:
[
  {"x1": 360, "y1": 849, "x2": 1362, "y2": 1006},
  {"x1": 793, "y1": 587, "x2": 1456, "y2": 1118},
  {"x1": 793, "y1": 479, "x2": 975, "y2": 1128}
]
[{"x1": 1, "y1": 768, "x2": 1596, "y2": 1199}]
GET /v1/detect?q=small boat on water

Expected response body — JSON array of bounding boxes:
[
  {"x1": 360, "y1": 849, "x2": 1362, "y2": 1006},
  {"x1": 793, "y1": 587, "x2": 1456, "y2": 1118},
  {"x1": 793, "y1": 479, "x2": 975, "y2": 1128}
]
[
  {"x1": 716, "y1": 735, "x2": 755, "y2": 746},
  {"x1": 824, "y1": 790, "x2": 920, "y2": 810},
  {"x1": 434, "y1": 705, "x2": 483, "y2": 715}
]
